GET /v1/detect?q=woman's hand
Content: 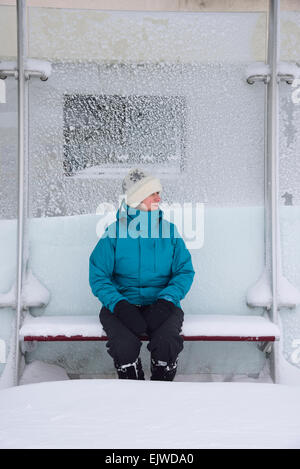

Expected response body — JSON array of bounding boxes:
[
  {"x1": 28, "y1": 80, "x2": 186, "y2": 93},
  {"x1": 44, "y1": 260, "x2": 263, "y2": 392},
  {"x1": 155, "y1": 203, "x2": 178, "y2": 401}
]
[
  {"x1": 114, "y1": 300, "x2": 147, "y2": 337},
  {"x1": 142, "y1": 299, "x2": 176, "y2": 334}
]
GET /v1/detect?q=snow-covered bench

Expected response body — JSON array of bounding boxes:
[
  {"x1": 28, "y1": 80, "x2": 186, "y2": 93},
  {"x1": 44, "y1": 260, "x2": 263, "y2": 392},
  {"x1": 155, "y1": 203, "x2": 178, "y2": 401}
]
[{"x1": 20, "y1": 313, "x2": 280, "y2": 352}]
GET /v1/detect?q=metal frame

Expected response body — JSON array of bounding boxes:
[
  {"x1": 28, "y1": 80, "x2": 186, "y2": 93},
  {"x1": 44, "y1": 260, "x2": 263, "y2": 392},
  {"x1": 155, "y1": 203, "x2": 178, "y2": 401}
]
[
  {"x1": 14, "y1": 0, "x2": 27, "y2": 387},
  {"x1": 267, "y1": 0, "x2": 280, "y2": 383},
  {"x1": 247, "y1": 73, "x2": 295, "y2": 85},
  {"x1": 245, "y1": 0, "x2": 283, "y2": 383},
  {"x1": 0, "y1": 69, "x2": 49, "y2": 81}
]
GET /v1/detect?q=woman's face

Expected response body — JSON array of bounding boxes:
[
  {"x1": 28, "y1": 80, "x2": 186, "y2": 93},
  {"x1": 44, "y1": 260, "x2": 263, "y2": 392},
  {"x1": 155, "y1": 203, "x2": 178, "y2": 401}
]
[{"x1": 139, "y1": 192, "x2": 161, "y2": 211}]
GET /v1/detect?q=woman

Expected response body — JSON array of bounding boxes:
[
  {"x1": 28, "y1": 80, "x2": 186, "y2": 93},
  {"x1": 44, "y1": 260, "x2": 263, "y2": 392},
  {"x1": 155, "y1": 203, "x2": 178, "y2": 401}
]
[{"x1": 89, "y1": 168, "x2": 195, "y2": 381}]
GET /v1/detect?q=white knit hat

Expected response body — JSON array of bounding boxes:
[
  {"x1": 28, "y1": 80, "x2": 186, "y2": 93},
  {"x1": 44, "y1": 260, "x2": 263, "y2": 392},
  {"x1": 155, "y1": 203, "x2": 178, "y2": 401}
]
[{"x1": 122, "y1": 168, "x2": 162, "y2": 208}]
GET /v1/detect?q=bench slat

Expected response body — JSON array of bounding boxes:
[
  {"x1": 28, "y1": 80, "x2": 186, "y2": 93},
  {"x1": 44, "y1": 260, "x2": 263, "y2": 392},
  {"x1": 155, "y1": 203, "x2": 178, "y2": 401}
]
[
  {"x1": 22, "y1": 335, "x2": 278, "y2": 342},
  {"x1": 20, "y1": 314, "x2": 280, "y2": 342}
]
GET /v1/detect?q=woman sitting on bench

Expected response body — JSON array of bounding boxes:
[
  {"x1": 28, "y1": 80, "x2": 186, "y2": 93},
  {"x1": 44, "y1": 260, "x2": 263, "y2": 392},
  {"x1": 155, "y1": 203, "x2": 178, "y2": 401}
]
[{"x1": 89, "y1": 168, "x2": 195, "y2": 381}]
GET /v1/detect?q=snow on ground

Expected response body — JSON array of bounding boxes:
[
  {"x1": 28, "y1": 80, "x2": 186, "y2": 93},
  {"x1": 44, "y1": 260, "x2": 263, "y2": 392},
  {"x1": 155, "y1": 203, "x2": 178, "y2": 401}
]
[
  {"x1": 0, "y1": 375, "x2": 300, "y2": 449},
  {"x1": 19, "y1": 361, "x2": 70, "y2": 385}
]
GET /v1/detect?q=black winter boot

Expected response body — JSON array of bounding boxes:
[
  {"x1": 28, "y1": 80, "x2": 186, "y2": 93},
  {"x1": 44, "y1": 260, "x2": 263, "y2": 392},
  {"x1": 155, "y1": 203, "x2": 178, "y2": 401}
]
[
  {"x1": 150, "y1": 358, "x2": 178, "y2": 381},
  {"x1": 115, "y1": 357, "x2": 145, "y2": 380}
]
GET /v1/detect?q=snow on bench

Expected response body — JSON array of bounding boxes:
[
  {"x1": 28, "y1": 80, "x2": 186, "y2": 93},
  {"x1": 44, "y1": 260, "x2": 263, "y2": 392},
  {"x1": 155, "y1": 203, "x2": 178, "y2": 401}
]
[{"x1": 20, "y1": 314, "x2": 280, "y2": 343}]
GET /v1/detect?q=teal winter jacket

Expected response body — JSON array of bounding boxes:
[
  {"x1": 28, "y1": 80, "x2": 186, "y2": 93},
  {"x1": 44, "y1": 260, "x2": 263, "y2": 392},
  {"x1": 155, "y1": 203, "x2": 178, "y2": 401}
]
[{"x1": 89, "y1": 200, "x2": 195, "y2": 313}]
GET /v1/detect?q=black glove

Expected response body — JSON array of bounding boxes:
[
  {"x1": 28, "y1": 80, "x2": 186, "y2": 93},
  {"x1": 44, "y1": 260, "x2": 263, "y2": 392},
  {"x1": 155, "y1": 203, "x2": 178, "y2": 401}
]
[
  {"x1": 142, "y1": 299, "x2": 176, "y2": 334},
  {"x1": 114, "y1": 300, "x2": 147, "y2": 337}
]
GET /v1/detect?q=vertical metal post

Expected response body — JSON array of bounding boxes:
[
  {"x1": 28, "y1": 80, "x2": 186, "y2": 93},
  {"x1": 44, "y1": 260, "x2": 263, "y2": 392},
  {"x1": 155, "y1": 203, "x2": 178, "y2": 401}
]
[
  {"x1": 14, "y1": 0, "x2": 27, "y2": 386},
  {"x1": 267, "y1": 0, "x2": 280, "y2": 383}
]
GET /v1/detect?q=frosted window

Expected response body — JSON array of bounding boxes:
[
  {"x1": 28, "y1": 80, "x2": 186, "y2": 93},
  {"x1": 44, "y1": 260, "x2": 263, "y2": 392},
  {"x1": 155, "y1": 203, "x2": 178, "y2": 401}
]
[
  {"x1": 0, "y1": 5, "x2": 17, "y2": 219},
  {"x1": 63, "y1": 93, "x2": 186, "y2": 177}
]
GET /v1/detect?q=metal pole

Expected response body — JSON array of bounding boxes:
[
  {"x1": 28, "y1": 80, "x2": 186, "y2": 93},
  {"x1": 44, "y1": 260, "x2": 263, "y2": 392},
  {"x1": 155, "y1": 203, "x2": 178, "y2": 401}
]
[
  {"x1": 14, "y1": 0, "x2": 27, "y2": 386},
  {"x1": 268, "y1": 0, "x2": 279, "y2": 325},
  {"x1": 267, "y1": 0, "x2": 280, "y2": 383}
]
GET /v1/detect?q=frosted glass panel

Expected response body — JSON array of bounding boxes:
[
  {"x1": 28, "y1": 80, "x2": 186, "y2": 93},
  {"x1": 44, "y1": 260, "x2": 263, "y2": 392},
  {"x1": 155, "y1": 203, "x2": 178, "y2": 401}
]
[
  {"x1": 0, "y1": 4, "x2": 17, "y2": 380},
  {"x1": 28, "y1": 9, "x2": 267, "y2": 216},
  {"x1": 0, "y1": 79, "x2": 17, "y2": 219},
  {"x1": 279, "y1": 10, "x2": 300, "y2": 368},
  {"x1": 279, "y1": 12, "x2": 300, "y2": 206},
  {"x1": 29, "y1": 9, "x2": 266, "y2": 64},
  {"x1": 0, "y1": 5, "x2": 17, "y2": 219}
]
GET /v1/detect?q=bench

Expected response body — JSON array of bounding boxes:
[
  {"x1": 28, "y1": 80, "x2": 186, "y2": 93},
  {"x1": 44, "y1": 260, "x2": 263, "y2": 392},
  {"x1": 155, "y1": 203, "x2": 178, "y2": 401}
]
[{"x1": 20, "y1": 313, "x2": 280, "y2": 352}]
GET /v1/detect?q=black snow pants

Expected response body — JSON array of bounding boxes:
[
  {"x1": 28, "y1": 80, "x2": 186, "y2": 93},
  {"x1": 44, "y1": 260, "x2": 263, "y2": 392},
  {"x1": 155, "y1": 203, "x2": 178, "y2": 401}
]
[{"x1": 99, "y1": 304, "x2": 184, "y2": 367}]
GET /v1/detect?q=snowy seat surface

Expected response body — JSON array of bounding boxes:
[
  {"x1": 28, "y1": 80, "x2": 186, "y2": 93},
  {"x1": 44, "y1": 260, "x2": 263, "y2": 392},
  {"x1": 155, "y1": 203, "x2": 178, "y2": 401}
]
[{"x1": 20, "y1": 314, "x2": 280, "y2": 341}]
